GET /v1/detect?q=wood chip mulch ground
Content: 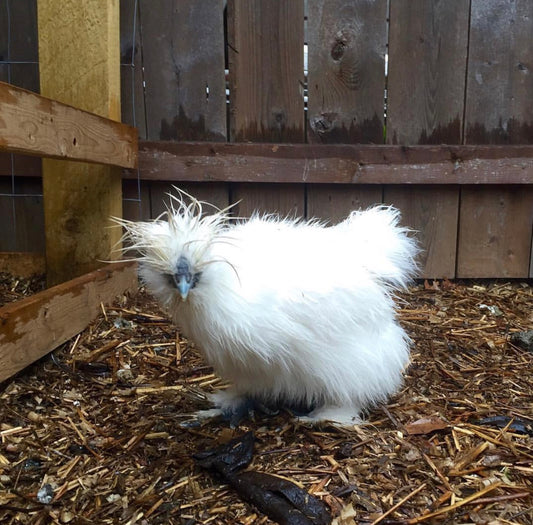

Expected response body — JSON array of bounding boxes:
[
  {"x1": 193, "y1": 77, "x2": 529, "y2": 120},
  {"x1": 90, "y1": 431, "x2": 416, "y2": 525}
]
[{"x1": 0, "y1": 277, "x2": 532, "y2": 524}]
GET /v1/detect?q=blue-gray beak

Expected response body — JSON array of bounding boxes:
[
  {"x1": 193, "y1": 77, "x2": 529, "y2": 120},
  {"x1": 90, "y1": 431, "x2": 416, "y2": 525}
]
[
  {"x1": 174, "y1": 273, "x2": 192, "y2": 301},
  {"x1": 174, "y1": 256, "x2": 193, "y2": 301}
]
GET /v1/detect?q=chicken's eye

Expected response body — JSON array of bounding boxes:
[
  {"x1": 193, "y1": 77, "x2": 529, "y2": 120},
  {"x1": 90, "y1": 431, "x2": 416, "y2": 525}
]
[{"x1": 192, "y1": 272, "x2": 202, "y2": 289}]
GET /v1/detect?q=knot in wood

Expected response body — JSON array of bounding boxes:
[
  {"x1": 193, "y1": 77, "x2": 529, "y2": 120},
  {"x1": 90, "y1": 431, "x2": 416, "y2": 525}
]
[
  {"x1": 310, "y1": 113, "x2": 337, "y2": 134},
  {"x1": 331, "y1": 39, "x2": 346, "y2": 61},
  {"x1": 65, "y1": 217, "x2": 80, "y2": 233},
  {"x1": 270, "y1": 111, "x2": 287, "y2": 129}
]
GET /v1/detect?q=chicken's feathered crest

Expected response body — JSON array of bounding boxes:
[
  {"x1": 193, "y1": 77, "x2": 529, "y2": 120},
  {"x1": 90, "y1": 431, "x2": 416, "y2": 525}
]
[{"x1": 113, "y1": 189, "x2": 235, "y2": 275}]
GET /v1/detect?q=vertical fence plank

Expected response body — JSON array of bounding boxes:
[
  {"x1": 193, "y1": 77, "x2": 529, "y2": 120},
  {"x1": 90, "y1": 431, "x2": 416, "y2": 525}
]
[
  {"x1": 0, "y1": 178, "x2": 44, "y2": 253},
  {"x1": 0, "y1": 0, "x2": 43, "y2": 253},
  {"x1": 232, "y1": 183, "x2": 306, "y2": 220},
  {"x1": 230, "y1": 183, "x2": 304, "y2": 219},
  {"x1": 459, "y1": 0, "x2": 533, "y2": 278},
  {"x1": 120, "y1": 0, "x2": 147, "y2": 139},
  {"x1": 139, "y1": 0, "x2": 226, "y2": 142},
  {"x1": 122, "y1": 179, "x2": 151, "y2": 223},
  {"x1": 306, "y1": 0, "x2": 386, "y2": 221},
  {"x1": 383, "y1": 181, "x2": 462, "y2": 278},
  {"x1": 228, "y1": 0, "x2": 305, "y2": 217},
  {"x1": 458, "y1": 185, "x2": 533, "y2": 278},
  {"x1": 457, "y1": 187, "x2": 533, "y2": 278},
  {"x1": 385, "y1": 0, "x2": 469, "y2": 279},
  {"x1": 384, "y1": 186, "x2": 460, "y2": 279},
  {"x1": 0, "y1": 2, "x2": 40, "y2": 180},
  {"x1": 38, "y1": 0, "x2": 123, "y2": 286},
  {"x1": 464, "y1": 1, "x2": 533, "y2": 144},
  {"x1": 138, "y1": 0, "x2": 228, "y2": 215},
  {"x1": 0, "y1": 1, "x2": 6, "y2": 83},
  {"x1": 0, "y1": 0, "x2": 40, "y2": 92},
  {"x1": 306, "y1": 185, "x2": 383, "y2": 223},
  {"x1": 307, "y1": 0, "x2": 387, "y2": 144},
  {"x1": 387, "y1": 0, "x2": 469, "y2": 144},
  {"x1": 228, "y1": 0, "x2": 304, "y2": 142},
  {"x1": 0, "y1": 179, "x2": 44, "y2": 253},
  {"x1": 120, "y1": 0, "x2": 149, "y2": 221},
  {"x1": 0, "y1": 179, "x2": 16, "y2": 251}
]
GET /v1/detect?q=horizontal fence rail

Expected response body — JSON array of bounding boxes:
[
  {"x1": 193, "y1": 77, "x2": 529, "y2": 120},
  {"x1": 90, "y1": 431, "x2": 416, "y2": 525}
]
[
  {"x1": 133, "y1": 142, "x2": 533, "y2": 184},
  {"x1": 0, "y1": 81, "x2": 138, "y2": 168}
]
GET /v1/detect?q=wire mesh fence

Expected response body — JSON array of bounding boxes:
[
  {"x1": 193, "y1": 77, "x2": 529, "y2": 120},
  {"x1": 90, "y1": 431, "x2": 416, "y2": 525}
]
[{"x1": 0, "y1": 0, "x2": 145, "y2": 251}]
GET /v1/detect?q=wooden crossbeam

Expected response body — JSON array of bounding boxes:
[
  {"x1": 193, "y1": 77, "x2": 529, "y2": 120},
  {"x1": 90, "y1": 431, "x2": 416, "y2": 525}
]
[
  {"x1": 0, "y1": 81, "x2": 137, "y2": 169},
  {"x1": 38, "y1": 0, "x2": 125, "y2": 286},
  {"x1": 0, "y1": 261, "x2": 138, "y2": 383},
  {"x1": 134, "y1": 142, "x2": 533, "y2": 184}
]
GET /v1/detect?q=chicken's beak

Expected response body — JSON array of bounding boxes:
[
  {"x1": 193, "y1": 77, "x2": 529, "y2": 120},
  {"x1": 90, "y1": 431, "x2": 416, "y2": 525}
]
[
  {"x1": 173, "y1": 255, "x2": 194, "y2": 301},
  {"x1": 174, "y1": 274, "x2": 191, "y2": 301}
]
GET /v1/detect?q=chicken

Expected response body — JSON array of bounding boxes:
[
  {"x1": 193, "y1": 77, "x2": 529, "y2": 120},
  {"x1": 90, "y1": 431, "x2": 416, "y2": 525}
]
[{"x1": 118, "y1": 191, "x2": 418, "y2": 426}]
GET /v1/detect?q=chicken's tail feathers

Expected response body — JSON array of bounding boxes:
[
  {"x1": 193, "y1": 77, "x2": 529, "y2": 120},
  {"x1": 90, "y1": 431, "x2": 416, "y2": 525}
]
[{"x1": 340, "y1": 205, "x2": 421, "y2": 289}]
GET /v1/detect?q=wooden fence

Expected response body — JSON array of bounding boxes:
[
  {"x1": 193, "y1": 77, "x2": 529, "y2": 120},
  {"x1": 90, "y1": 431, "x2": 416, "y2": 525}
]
[{"x1": 2, "y1": 0, "x2": 533, "y2": 278}]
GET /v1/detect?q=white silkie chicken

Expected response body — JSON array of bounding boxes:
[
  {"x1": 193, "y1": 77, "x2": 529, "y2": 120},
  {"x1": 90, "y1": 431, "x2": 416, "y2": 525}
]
[{"x1": 118, "y1": 191, "x2": 418, "y2": 426}]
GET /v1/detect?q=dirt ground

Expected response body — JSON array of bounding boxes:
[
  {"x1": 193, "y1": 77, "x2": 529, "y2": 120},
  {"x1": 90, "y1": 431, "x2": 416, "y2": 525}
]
[{"x1": 0, "y1": 276, "x2": 532, "y2": 524}]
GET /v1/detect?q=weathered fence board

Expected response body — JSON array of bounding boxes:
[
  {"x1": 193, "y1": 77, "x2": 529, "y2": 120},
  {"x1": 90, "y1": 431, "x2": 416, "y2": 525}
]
[
  {"x1": 138, "y1": 0, "x2": 226, "y2": 142},
  {"x1": 307, "y1": 0, "x2": 387, "y2": 144},
  {"x1": 227, "y1": 0, "x2": 305, "y2": 216},
  {"x1": 0, "y1": 177, "x2": 44, "y2": 253},
  {"x1": 120, "y1": 0, "x2": 147, "y2": 140},
  {"x1": 228, "y1": 0, "x2": 305, "y2": 143},
  {"x1": 0, "y1": 0, "x2": 41, "y2": 178},
  {"x1": 306, "y1": 0, "x2": 387, "y2": 225},
  {"x1": 464, "y1": 0, "x2": 533, "y2": 143},
  {"x1": 121, "y1": 1, "x2": 230, "y2": 222},
  {"x1": 135, "y1": 142, "x2": 533, "y2": 184},
  {"x1": 0, "y1": 261, "x2": 138, "y2": 383},
  {"x1": 0, "y1": 252, "x2": 45, "y2": 277},
  {"x1": 122, "y1": 179, "x2": 151, "y2": 223},
  {"x1": 0, "y1": 0, "x2": 39, "y2": 92},
  {"x1": 232, "y1": 183, "x2": 305, "y2": 218},
  {"x1": 0, "y1": 0, "x2": 42, "y2": 252},
  {"x1": 0, "y1": 1, "x2": 6, "y2": 83},
  {"x1": 459, "y1": 0, "x2": 533, "y2": 278},
  {"x1": 384, "y1": 185, "x2": 459, "y2": 279},
  {"x1": 0, "y1": 154, "x2": 41, "y2": 177},
  {"x1": 387, "y1": 0, "x2": 469, "y2": 144},
  {"x1": 306, "y1": 185, "x2": 383, "y2": 224},
  {"x1": 0, "y1": 82, "x2": 137, "y2": 168},
  {"x1": 457, "y1": 187, "x2": 533, "y2": 278},
  {"x1": 386, "y1": 0, "x2": 470, "y2": 278}
]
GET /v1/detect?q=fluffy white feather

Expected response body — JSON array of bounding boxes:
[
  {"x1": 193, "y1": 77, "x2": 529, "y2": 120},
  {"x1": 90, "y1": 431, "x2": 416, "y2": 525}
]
[{"x1": 118, "y1": 191, "x2": 418, "y2": 426}]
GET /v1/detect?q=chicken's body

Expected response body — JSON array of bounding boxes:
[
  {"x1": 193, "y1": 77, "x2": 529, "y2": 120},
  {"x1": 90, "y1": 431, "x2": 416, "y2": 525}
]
[{"x1": 121, "y1": 194, "x2": 418, "y2": 425}]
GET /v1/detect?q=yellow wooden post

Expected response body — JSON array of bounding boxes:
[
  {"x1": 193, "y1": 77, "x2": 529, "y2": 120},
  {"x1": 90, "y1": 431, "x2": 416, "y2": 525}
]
[{"x1": 37, "y1": 0, "x2": 122, "y2": 286}]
